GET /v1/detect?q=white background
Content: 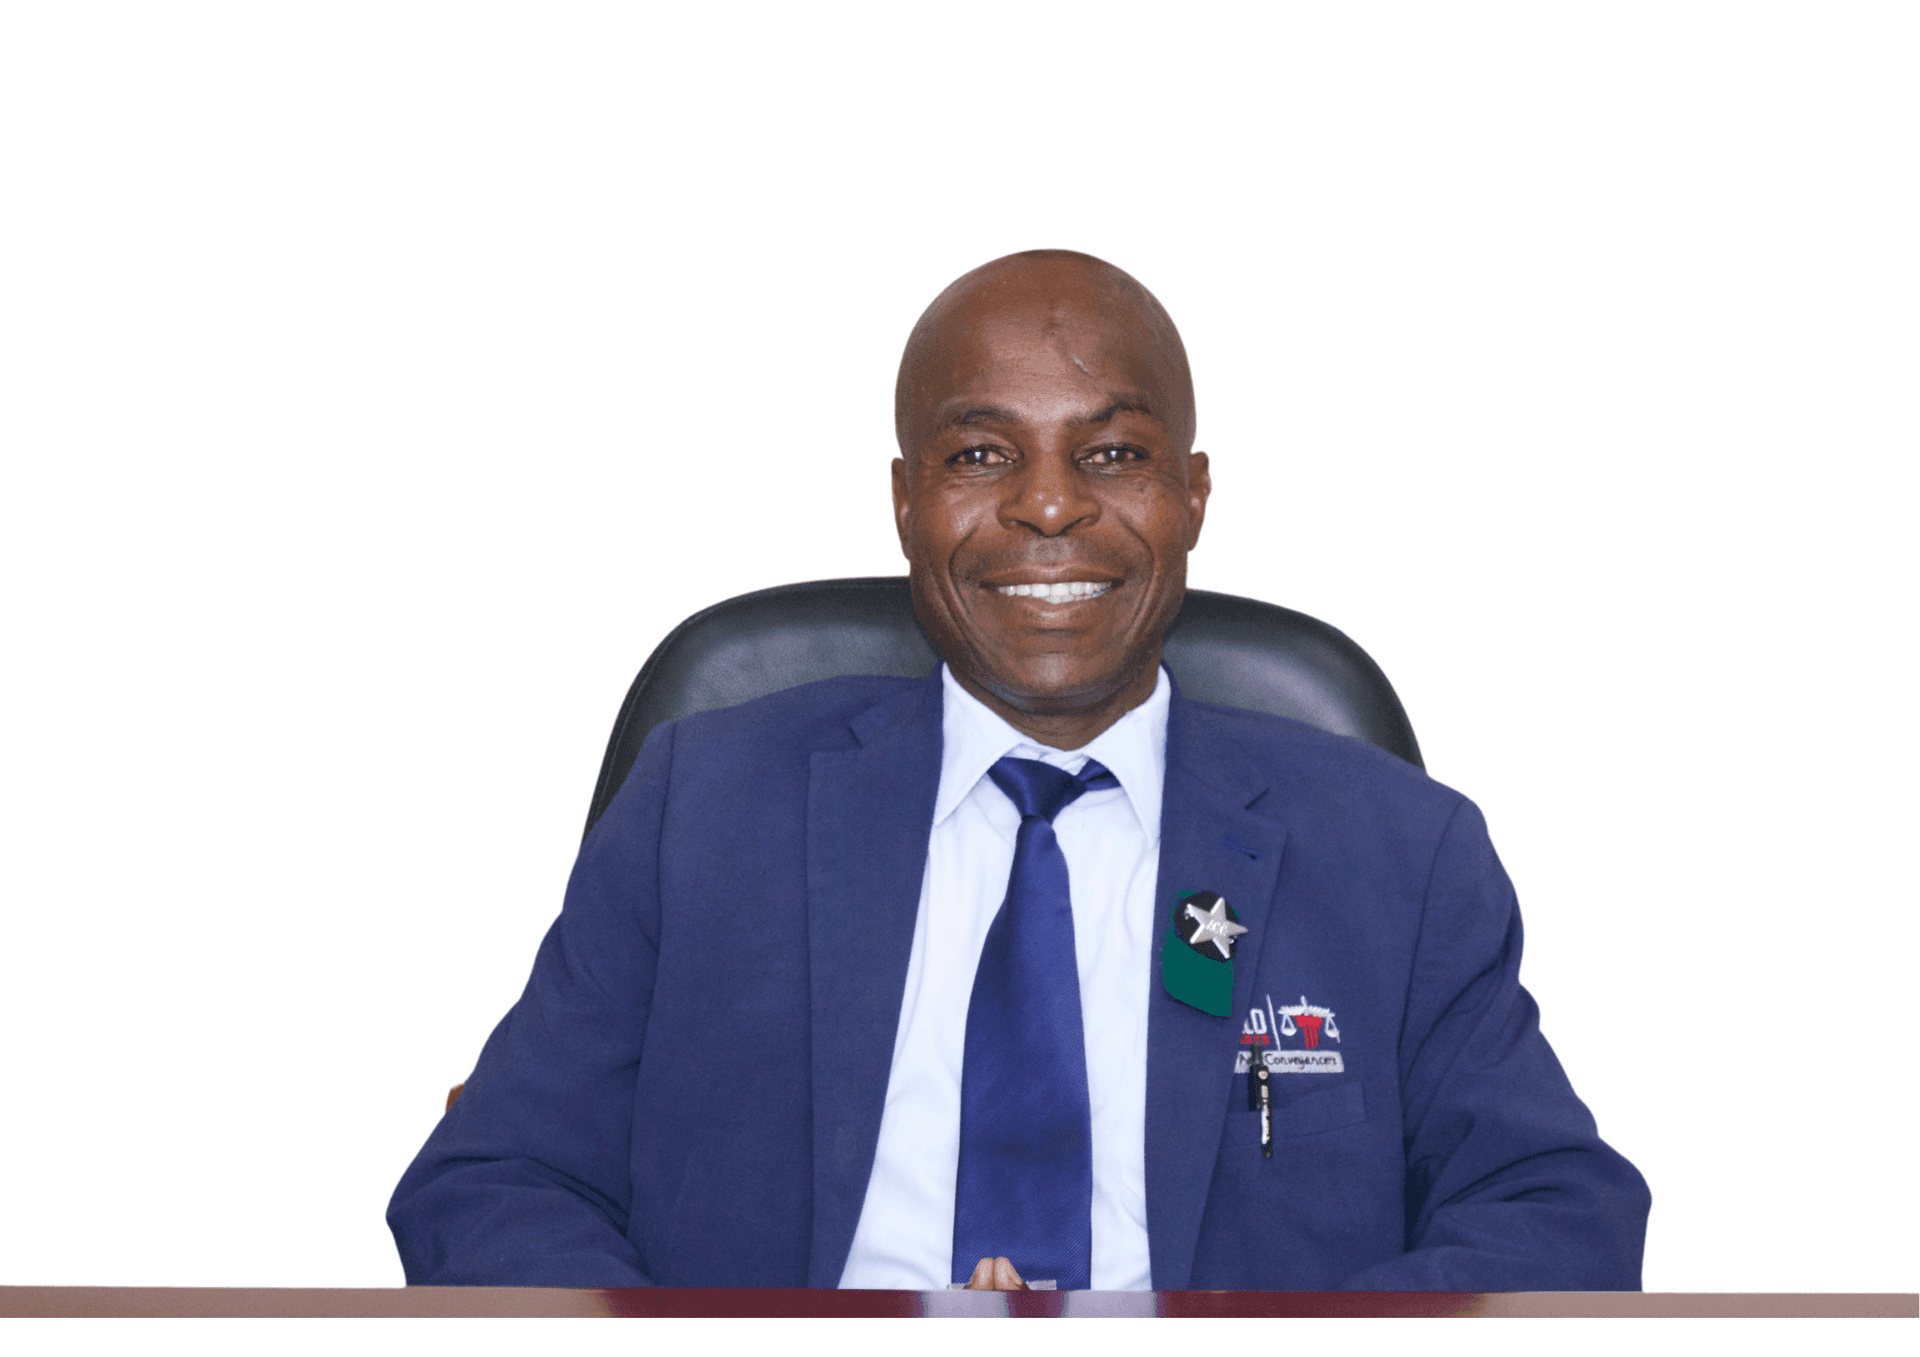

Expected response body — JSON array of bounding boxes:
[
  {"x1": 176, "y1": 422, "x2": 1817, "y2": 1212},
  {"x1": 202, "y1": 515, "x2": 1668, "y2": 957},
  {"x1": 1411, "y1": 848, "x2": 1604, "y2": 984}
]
[{"x1": 2, "y1": 1, "x2": 1913, "y2": 1296}]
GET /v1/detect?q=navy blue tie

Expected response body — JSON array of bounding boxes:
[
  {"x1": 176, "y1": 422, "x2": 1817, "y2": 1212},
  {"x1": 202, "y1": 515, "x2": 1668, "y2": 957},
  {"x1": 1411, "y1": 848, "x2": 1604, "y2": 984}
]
[{"x1": 951, "y1": 755, "x2": 1117, "y2": 1290}]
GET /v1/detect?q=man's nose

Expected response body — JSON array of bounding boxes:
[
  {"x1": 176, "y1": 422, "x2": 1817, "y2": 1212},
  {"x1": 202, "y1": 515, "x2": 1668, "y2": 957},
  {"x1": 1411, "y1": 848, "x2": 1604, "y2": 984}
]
[{"x1": 998, "y1": 449, "x2": 1101, "y2": 537}]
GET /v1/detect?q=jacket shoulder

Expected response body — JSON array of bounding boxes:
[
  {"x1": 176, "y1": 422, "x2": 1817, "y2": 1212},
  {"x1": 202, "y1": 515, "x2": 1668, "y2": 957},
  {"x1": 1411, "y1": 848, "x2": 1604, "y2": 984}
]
[
  {"x1": 670, "y1": 673, "x2": 932, "y2": 757},
  {"x1": 1179, "y1": 697, "x2": 1466, "y2": 819}
]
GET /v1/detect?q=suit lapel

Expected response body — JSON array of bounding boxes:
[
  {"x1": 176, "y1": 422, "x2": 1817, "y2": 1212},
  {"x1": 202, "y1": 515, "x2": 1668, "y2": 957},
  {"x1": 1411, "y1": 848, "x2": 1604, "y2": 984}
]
[
  {"x1": 1145, "y1": 694, "x2": 1287, "y2": 1289},
  {"x1": 804, "y1": 675, "x2": 943, "y2": 1287}
]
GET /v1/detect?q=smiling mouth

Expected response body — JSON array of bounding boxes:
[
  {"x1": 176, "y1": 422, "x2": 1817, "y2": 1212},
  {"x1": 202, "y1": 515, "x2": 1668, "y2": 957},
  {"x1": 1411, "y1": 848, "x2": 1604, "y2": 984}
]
[{"x1": 991, "y1": 580, "x2": 1114, "y2": 604}]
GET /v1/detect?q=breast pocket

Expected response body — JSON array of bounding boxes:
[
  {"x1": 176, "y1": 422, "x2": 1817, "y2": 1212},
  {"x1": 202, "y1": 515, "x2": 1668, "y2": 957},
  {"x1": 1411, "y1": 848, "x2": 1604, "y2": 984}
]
[{"x1": 1273, "y1": 1080, "x2": 1366, "y2": 1139}]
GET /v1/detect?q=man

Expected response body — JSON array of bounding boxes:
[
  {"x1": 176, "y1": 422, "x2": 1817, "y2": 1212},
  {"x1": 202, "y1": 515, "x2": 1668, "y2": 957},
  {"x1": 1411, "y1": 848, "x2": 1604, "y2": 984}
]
[{"x1": 389, "y1": 250, "x2": 1649, "y2": 1291}]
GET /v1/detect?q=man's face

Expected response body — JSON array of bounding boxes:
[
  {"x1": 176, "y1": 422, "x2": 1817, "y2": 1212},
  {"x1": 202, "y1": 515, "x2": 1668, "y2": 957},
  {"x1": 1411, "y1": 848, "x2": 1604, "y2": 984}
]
[{"x1": 893, "y1": 293, "x2": 1209, "y2": 730}]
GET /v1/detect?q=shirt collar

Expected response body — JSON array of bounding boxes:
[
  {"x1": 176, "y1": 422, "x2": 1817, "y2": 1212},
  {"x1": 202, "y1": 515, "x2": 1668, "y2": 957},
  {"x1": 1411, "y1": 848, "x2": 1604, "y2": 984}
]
[{"x1": 934, "y1": 663, "x2": 1170, "y2": 842}]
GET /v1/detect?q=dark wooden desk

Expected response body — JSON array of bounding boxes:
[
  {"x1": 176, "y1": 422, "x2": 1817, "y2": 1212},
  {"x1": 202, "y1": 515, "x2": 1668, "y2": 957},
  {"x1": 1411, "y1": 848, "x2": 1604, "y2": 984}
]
[{"x1": 1, "y1": 1288, "x2": 1912, "y2": 1317}]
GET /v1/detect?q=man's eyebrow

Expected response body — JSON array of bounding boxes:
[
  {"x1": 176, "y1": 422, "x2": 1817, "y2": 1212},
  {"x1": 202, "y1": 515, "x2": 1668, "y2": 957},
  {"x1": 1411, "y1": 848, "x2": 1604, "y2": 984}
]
[
  {"x1": 1072, "y1": 395, "x2": 1156, "y2": 426},
  {"x1": 940, "y1": 405, "x2": 1023, "y2": 430}
]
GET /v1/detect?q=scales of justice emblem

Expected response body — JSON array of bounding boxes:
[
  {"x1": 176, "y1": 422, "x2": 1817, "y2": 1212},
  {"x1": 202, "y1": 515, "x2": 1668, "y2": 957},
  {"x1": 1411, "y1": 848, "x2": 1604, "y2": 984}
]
[
  {"x1": 1236, "y1": 995, "x2": 1345, "y2": 1074},
  {"x1": 1276, "y1": 997, "x2": 1339, "y2": 1049}
]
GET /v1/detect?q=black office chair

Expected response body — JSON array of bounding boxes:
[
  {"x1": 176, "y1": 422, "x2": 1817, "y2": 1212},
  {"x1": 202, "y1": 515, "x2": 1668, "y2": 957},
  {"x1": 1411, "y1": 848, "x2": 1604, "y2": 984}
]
[
  {"x1": 582, "y1": 576, "x2": 1421, "y2": 839},
  {"x1": 449, "y1": 576, "x2": 1423, "y2": 1109}
]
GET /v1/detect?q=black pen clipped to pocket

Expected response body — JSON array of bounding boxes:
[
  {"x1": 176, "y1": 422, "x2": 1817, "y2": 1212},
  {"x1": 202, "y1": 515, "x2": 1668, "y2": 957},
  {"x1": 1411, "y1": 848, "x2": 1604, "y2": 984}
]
[{"x1": 1247, "y1": 1056, "x2": 1273, "y2": 1158}]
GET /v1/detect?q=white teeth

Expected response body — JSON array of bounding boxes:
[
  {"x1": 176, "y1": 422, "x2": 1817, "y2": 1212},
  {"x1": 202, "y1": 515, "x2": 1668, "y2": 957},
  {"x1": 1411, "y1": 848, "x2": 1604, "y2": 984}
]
[{"x1": 995, "y1": 581, "x2": 1113, "y2": 602}]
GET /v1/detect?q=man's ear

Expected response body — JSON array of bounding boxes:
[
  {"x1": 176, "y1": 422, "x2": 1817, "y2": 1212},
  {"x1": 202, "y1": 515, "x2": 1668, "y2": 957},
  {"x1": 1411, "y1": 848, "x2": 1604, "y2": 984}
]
[
  {"x1": 890, "y1": 456, "x2": 912, "y2": 558},
  {"x1": 1185, "y1": 450, "x2": 1211, "y2": 549}
]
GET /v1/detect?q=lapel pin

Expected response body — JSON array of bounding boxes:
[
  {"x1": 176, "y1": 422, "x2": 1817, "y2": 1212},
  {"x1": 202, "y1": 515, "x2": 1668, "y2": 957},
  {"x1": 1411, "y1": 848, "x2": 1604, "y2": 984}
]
[
  {"x1": 1160, "y1": 890, "x2": 1244, "y2": 1017},
  {"x1": 1182, "y1": 894, "x2": 1248, "y2": 959}
]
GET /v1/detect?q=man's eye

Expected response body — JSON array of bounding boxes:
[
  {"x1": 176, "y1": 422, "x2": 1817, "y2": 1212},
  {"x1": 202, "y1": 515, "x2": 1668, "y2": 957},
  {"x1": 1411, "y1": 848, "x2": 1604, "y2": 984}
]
[
  {"x1": 1084, "y1": 444, "x2": 1144, "y2": 465},
  {"x1": 948, "y1": 446, "x2": 1009, "y2": 467}
]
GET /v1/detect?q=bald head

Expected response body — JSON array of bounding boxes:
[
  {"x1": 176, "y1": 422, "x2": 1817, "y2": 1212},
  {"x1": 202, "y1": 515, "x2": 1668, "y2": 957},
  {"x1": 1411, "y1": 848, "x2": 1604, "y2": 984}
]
[
  {"x1": 889, "y1": 250, "x2": 1210, "y2": 749},
  {"x1": 895, "y1": 250, "x2": 1196, "y2": 455}
]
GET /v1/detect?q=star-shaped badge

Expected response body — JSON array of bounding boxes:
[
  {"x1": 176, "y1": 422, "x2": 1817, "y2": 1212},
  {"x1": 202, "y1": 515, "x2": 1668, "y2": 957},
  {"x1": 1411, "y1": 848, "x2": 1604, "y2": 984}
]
[{"x1": 1183, "y1": 896, "x2": 1248, "y2": 960}]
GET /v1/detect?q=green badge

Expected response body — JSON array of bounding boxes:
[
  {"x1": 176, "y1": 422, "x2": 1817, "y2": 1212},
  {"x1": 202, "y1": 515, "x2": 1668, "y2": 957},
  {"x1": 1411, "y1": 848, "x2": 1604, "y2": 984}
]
[{"x1": 1161, "y1": 890, "x2": 1246, "y2": 1016}]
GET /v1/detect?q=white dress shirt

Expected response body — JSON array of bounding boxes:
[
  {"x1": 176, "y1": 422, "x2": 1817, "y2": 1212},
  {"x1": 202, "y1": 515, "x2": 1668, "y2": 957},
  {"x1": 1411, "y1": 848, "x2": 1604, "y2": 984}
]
[{"x1": 837, "y1": 664, "x2": 1169, "y2": 1291}]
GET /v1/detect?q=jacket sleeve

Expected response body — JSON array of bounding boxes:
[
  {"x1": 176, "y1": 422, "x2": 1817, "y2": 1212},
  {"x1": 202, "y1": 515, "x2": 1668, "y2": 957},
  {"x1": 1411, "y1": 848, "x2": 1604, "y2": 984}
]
[
  {"x1": 385, "y1": 720, "x2": 677, "y2": 1286},
  {"x1": 1338, "y1": 798, "x2": 1651, "y2": 1291}
]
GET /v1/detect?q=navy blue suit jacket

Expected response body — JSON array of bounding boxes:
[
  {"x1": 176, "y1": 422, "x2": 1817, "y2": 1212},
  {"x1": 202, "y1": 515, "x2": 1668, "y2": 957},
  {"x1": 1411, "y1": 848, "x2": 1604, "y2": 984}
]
[{"x1": 389, "y1": 673, "x2": 1649, "y2": 1289}]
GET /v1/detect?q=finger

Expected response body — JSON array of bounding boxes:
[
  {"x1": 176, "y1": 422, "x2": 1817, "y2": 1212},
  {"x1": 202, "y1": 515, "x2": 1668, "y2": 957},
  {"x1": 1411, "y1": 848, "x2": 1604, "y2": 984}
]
[
  {"x1": 964, "y1": 1257, "x2": 997, "y2": 1290},
  {"x1": 992, "y1": 1257, "x2": 1026, "y2": 1290}
]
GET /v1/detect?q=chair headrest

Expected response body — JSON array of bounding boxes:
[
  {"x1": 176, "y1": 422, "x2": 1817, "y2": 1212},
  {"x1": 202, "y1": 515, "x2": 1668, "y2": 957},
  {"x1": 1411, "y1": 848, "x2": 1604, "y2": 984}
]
[{"x1": 584, "y1": 577, "x2": 1422, "y2": 839}]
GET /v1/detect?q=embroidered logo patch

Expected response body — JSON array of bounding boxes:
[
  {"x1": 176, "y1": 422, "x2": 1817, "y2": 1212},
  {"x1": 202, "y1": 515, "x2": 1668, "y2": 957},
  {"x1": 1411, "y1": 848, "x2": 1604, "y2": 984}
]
[{"x1": 1234, "y1": 994, "x2": 1345, "y2": 1074}]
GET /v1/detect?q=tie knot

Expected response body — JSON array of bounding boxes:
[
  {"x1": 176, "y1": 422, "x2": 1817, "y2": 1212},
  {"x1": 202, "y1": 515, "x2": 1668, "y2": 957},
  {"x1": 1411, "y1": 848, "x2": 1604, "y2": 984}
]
[{"x1": 987, "y1": 756, "x2": 1116, "y2": 823}]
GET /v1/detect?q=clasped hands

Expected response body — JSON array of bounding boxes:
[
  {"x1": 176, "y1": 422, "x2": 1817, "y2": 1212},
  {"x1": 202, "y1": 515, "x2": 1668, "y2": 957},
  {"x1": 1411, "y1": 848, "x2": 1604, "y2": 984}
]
[{"x1": 962, "y1": 1255, "x2": 1030, "y2": 1290}]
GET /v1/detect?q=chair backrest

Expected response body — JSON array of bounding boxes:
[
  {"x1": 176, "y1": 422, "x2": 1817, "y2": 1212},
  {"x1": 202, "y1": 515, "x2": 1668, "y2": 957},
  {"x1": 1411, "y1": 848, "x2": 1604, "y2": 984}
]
[{"x1": 582, "y1": 576, "x2": 1422, "y2": 839}]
